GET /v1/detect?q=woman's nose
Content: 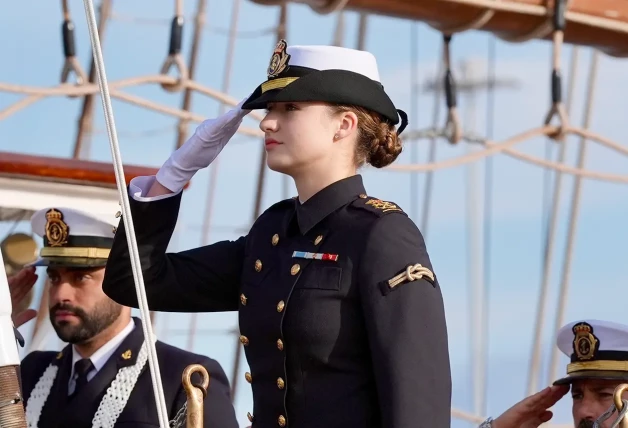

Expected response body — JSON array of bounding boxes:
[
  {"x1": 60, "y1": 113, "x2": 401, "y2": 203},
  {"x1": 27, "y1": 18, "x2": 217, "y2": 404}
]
[{"x1": 260, "y1": 114, "x2": 278, "y2": 133}]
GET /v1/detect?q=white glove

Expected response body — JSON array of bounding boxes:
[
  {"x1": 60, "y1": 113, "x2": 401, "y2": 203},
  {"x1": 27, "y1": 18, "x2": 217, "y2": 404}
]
[{"x1": 156, "y1": 97, "x2": 251, "y2": 193}]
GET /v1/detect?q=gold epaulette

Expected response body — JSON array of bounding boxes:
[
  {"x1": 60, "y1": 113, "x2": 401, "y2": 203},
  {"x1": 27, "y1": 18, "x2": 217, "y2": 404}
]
[{"x1": 353, "y1": 194, "x2": 406, "y2": 217}]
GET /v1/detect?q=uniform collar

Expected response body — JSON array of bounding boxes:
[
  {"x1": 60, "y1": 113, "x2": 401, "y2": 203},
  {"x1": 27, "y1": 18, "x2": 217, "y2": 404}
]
[
  {"x1": 296, "y1": 174, "x2": 366, "y2": 235},
  {"x1": 71, "y1": 317, "x2": 135, "y2": 376}
]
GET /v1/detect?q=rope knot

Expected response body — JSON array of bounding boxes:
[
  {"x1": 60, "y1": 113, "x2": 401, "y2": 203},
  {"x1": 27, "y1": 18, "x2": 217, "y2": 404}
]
[{"x1": 387, "y1": 264, "x2": 435, "y2": 289}]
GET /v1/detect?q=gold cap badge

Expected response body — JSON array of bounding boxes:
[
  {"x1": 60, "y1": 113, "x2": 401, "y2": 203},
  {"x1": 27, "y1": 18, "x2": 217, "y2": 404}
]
[
  {"x1": 573, "y1": 322, "x2": 599, "y2": 361},
  {"x1": 45, "y1": 208, "x2": 69, "y2": 247},
  {"x1": 267, "y1": 39, "x2": 290, "y2": 79}
]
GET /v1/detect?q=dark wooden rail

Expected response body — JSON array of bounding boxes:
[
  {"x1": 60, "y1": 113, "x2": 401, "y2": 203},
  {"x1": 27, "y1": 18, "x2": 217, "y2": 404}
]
[{"x1": 0, "y1": 151, "x2": 189, "y2": 190}]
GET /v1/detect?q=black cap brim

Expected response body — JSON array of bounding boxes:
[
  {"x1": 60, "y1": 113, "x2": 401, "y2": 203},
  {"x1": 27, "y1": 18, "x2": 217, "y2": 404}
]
[
  {"x1": 242, "y1": 69, "x2": 400, "y2": 125},
  {"x1": 242, "y1": 88, "x2": 283, "y2": 111},
  {"x1": 30, "y1": 257, "x2": 109, "y2": 268},
  {"x1": 553, "y1": 370, "x2": 628, "y2": 385}
]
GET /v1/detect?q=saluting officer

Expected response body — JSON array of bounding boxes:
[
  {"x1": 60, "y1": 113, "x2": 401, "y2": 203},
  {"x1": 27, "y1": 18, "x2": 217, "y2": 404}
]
[
  {"x1": 480, "y1": 319, "x2": 628, "y2": 428},
  {"x1": 103, "y1": 40, "x2": 452, "y2": 428},
  {"x1": 15, "y1": 207, "x2": 238, "y2": 428}
]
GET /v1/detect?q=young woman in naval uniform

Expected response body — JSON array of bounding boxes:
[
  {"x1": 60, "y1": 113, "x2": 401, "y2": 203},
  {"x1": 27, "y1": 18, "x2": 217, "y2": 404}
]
[{"x1": 103, "y1": 40, "x2": 451, "y2": 428}]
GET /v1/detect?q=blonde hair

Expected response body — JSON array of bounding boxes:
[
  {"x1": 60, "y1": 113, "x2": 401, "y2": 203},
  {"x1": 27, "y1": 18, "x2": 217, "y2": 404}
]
[{"x1": 329, "y1": 105, "x2": 402, "y2": 168}]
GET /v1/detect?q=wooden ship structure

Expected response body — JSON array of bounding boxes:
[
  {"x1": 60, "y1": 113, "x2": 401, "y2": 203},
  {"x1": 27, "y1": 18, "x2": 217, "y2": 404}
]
[{"x1": 2, "y1": 0, "x2": 628, "y2": 426}]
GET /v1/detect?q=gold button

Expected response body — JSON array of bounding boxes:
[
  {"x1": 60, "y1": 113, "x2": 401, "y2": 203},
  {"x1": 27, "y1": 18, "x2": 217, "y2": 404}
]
[
  {"x1": 254, "y1": 259, "x2": 262, "y2": 272},
  {"x1": 240, "y1": 335, "x2": 249, "y2": 346},
  {"x1": 277, "y1": 300, "x2": 285, "y2": 313},
  {"x1": 359, "y1": 193, "x2": 367, "y2": 198},
  {"x1": 245, "y1": 372, "x2": 252, "y2": 383},
  {"x1": 247, "y1": 412, "x2": 254, "y2": 422},
  {"x1": 314, "y1": 235, "x2": 323, "y2": 245},
  {"x1": 240, "y1": 294, "x2": 247, "y2": 306},
  {"x1": 290, "y1": 264, "x2": 300, "y2": 275},
  {"x1": 278, "y1": 415, "x2": 286, "y2": 427},
  {"x1": 277, "y1": 339, "x2": 284, "y2": 351},
  {"x1": 115, "y1": 211, "x2": 121, "y2": 218},
  {"x1": 277, "y1": 377, "x2": 285, "y2": 389},
  {"x1": 272, "y1": 234, "x2": 279, "y2": 246}
]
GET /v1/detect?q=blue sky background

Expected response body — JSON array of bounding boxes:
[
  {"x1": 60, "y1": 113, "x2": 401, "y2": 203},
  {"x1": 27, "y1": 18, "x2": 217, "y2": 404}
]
[{"x1": 2, "y1": 1, "x2": 628, "y2": 427}]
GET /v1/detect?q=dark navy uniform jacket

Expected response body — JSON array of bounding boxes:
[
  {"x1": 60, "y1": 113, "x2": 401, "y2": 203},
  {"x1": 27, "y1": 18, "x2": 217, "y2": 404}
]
[
  {"x1": 103, "y1": 174, "x2": 452, "y2": 428},
  {"x1": 20, "y1": 317, "x2": 238, "y2": 428}
]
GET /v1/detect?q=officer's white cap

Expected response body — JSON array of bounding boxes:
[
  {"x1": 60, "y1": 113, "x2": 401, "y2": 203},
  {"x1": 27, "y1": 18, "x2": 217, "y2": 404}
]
[
  {"x1": 553, "y1": 319, "x2": 628, "y2": 385},
  {"x1": 29, "y1": 207, "x2": 116, "y2": 268},
  {"x1": 286, "y1": 45, "x2": 381, "y2": 82}
]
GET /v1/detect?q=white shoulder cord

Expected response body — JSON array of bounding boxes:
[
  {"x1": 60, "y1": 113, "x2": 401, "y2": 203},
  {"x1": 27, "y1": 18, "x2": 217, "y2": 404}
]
[{"x1": 79, "y1": 1, "x2": 169, "y2": 427}]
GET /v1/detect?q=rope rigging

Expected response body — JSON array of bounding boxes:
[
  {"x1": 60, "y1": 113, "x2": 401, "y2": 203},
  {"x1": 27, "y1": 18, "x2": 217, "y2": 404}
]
[
  {"x1": 1, "y1": 5, "x2": 626, "y2": 185},
  {"x1": 479, "y1": 33, "x2": 497, "y2": 419},
  {"x1": 527, "y1": 44, "x2": 580, "y2": 397},
  {"x1": 77, "y1": 0, "x2": 178, "y2": 426},
  {"x1": 159, "y1": 0, "x2": 188, "y2": 92},
  {"x1": 547, "y1": 48, "x2": 601, "y2": 385},
  {"x1": 109, "y1": 11, "x2": 279, "y2": 38},
  {"x1": 525, "y1": 0, "x2": 571, "y2": 396},
  {"x1": 60, "y1": 0, "x2": 88, "y2": 86},
  {"x1": 440, "y1": 35, "x2": 462, "y2": 144},
  {"x1": 543, "y1": 0, "x2": 570, "y2": 140}
]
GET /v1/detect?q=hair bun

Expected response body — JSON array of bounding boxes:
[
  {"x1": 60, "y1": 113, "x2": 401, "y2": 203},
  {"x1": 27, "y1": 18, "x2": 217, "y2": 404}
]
[{"x1": 367, "y1": 123, "x2": 402, "y2": 168}]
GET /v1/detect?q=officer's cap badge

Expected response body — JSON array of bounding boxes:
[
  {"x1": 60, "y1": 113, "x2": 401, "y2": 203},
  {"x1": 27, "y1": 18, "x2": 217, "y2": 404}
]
[
  {"x1": 45, "y1": 208, "x2": 69, "y2": 247},
  {"x1": 267, "y1": 39, "x2": 290, "y2": 79},
  {"x1": 572, "y1": 322, "x2": 599, "y2": 361}
]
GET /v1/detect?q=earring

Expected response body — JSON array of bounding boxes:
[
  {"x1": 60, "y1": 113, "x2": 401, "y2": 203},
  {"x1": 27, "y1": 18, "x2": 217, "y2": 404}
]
[{"x1": 333, "y1": 133, "x2": 339, "y2": 140}]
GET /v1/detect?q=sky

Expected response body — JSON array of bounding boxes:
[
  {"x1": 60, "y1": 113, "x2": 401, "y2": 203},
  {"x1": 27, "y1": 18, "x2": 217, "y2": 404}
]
[{"x1": 2, "y1": 1, "x2": 628, "y2": 427}]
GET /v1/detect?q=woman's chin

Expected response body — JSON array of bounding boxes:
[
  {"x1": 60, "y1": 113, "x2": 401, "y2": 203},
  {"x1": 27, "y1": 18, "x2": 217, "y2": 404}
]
[{"x1": 266, "y1": 154, "x2": 295, "y2": 175}]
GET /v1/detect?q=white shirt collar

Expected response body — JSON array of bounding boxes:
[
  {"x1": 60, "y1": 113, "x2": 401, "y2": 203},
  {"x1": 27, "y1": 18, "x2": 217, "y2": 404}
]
[{"x1": 70, "y1": 318, "x2": 135, "y2": 378}]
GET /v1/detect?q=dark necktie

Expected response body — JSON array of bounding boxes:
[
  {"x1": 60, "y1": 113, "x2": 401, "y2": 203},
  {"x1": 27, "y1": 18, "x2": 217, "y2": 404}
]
[{"x1": 72, "y1": 358, "x2": 94, "y2": 397}]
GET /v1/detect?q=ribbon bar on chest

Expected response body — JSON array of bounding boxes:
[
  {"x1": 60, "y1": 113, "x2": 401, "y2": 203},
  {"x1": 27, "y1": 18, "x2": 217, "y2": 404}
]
[{"x1": 292, "y1": 251, "x2": 339, "y2": 262}]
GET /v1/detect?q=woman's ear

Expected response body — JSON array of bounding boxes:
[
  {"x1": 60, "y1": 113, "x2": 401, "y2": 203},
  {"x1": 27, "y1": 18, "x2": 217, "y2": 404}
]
[{"x1": 335, "y1": 110, "x2": 358, "y2": 141}]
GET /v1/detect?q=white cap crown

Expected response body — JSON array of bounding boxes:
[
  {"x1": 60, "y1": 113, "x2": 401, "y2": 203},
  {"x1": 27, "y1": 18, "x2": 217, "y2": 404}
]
[
  {"x1": 31, "y1": 207, "x2": 116, "y2": 240},
  {"x1": 557, "y1": 319, "x2": 628, "y2": 358},
  {"x1": 286, "y1": 45, "x2": 381, "y2": 82}
]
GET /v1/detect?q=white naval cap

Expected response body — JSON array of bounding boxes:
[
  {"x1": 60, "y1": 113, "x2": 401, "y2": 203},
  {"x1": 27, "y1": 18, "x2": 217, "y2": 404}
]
[
  {"x1": 242, "y1": 39, "x2": 406, "y2": 132},
  {"x1": 285, "y1": 44, "x2": 381, "y2": 82},
  {"x1": 29, "y1": 206, "x2": 117, "y2": 268},
  {"x1": 553, "y1": 319, "x2": 628, "y2": 385}
]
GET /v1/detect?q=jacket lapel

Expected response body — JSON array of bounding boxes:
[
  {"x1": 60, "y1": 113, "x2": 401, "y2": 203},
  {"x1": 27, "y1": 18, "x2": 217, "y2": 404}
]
[
  {"x1": 38, "y1": 346, "x2": 72, "y2": 428},
  {"x1": 56, "y1": 318, "x2": 147, "y2": 427}
]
